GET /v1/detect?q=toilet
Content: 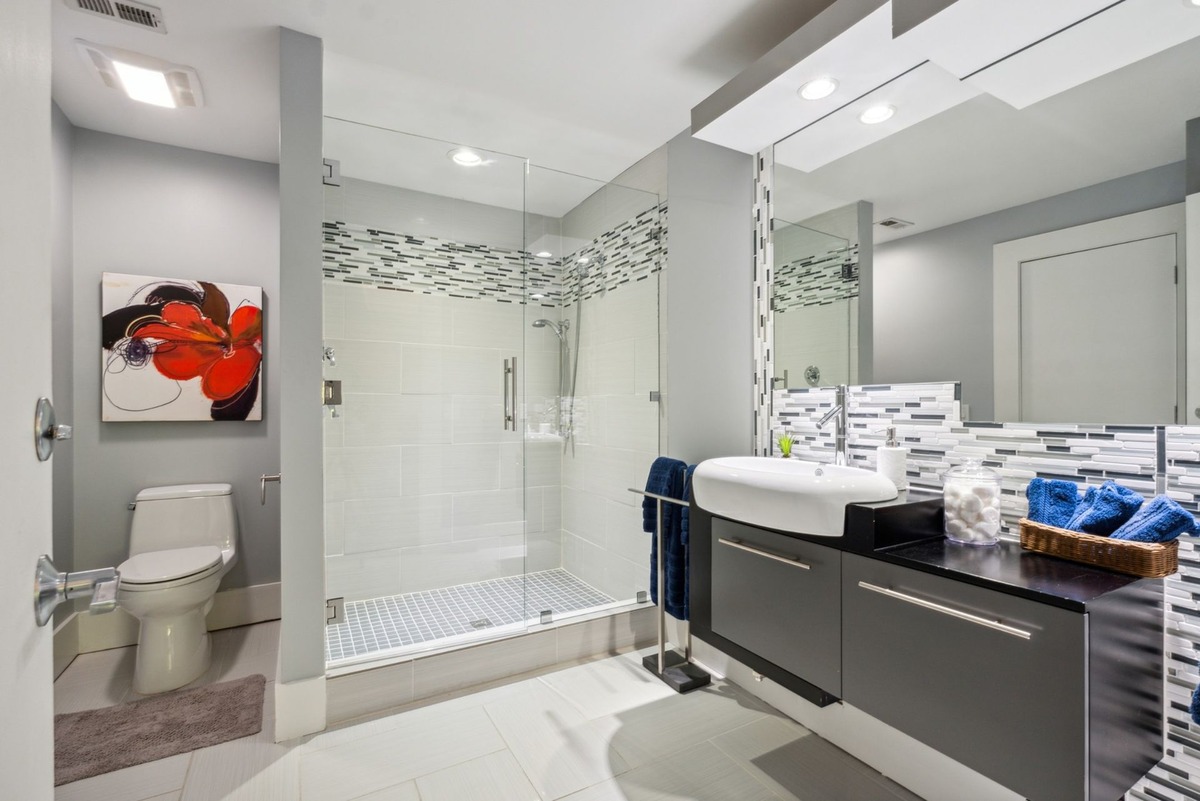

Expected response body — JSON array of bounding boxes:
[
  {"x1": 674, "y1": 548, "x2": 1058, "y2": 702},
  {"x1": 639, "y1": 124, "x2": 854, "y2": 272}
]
[{"x1": 118, "y1": 483, "x2": 238, "y2": 695}]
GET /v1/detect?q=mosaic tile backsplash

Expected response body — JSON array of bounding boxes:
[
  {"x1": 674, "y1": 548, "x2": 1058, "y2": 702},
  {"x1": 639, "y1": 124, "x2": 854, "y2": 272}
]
[{"x1": 770, "y1": 379, "x2": 1200, "y2": 800}]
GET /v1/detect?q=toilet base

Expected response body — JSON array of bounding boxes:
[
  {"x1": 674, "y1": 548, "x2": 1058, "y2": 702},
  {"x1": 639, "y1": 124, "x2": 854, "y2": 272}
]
[{"x1": 132, "y1": 605, "x2": 213, "y2": 695}]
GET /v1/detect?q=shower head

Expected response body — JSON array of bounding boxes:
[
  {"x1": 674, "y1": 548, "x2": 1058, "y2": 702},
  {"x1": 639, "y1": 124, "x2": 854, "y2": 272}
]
[{"x1": 532, "y1": 318, "x2": 568, "y2": 342}]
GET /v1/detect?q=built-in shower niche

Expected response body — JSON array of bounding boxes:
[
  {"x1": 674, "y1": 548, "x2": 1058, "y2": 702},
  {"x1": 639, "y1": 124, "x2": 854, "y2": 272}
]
[{"x1": 320, "y1": 118, "x2": 663, "y2": 669}]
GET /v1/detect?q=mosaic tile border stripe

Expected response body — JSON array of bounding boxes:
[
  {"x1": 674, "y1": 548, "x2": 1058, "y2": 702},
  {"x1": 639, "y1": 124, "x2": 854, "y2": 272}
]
[
  {"x1": 773, "y1": 243, "x2": 859, "y2": 312},
  {"x1": 753, "y1": 147, "x2": 774, "y2": 456},
  {"x1": 323, "y1": 202, "x2": 667, "y2": 309},
  {"x1": 562, "y1": 203, "x2": 666, "y2": 303}
]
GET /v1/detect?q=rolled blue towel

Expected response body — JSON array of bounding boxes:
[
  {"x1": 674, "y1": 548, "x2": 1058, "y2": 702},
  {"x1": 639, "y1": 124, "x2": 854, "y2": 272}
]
[
  {"x1": 1111, "y1": 495, "x2": 1198, "y2": 543},
  {"x1": 1026, "y1": 478, "x2": 1081, "y2": 528},
  {"x1": 1065, "y1": 480, "x2": 1143, "y2": 536}
]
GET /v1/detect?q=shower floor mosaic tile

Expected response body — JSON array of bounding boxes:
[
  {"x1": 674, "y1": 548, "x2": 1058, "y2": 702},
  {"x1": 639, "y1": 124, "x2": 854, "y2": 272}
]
[{"x1": 325, "y1": 568, "x2": 614, "y2": 663}]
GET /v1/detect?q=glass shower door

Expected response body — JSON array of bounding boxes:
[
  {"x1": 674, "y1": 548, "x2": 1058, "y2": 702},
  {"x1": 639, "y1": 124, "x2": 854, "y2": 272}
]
[
  {"x1": 523, "y1": 164, "x2": 663, "y2": 623},
  {"x1": 321, "y1": 119, "x2": 530, "y2": 667}
]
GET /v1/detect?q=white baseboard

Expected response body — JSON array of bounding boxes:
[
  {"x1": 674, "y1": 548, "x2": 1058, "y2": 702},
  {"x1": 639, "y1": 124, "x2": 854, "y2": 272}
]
[
  {"x1": 691, "y1": 636, "x2": 1022, "y2": 801},
  {"x1": 52, "y1": 612, "x2": 80, "y2": 679},
  {"x1": 275, "y1": 674, "x2": 327, "y2": 742},
  {"x1": 77, "y1": 581, "x2": 281, "y2": 654}
]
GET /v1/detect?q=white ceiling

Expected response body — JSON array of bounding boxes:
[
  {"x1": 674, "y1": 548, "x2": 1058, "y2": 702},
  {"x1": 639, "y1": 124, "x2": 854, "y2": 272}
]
[
  {"x1": 773, "y1": 32, "x2": 1200, "y2": 243},
  {"x1": 51, "y1": 0, "x2": 830, "y2": 191}
]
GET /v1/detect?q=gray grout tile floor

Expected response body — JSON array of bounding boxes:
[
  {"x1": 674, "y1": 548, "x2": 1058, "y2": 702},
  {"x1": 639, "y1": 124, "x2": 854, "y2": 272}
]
[{"x1": 325, "y1": 568, "x2": 615, "y2": 662}]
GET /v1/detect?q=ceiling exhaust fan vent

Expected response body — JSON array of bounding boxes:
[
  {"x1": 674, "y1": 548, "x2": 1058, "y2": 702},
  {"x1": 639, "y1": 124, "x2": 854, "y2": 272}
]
[
  {"x1": 66, "y1": 0, "x2": 167, "y2": 33},
  {"x1": 877, "y1": 217, "x2": 914, "y2": 230}
]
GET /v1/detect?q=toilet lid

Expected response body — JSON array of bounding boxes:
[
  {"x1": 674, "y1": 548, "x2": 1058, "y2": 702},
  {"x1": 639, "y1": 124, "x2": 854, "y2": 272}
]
[{"x1": 119, "y1": 546, "x2": 222, "y2": 585}]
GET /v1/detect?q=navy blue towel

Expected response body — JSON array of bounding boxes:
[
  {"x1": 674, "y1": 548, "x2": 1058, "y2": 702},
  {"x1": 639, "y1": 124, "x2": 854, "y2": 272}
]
[
  {"x1": 1065, "y1": 480, "x2": 1143, "y2": 536},
  {"x1": 1111, "y1": 495, "x2": 1198, "y2": 543},
  {"x1": 1191, "y1": 682, "x2": 1200, "y2": 725},
  {"x1": 1026, "y1": 478, "x2": 1081, "y2": 528},
  {"x1": 644, "y1": 456, "x2": 688, "y2": 621},
  {"x1": 678, "y1": 464, "x2": 697, "y2": 620}
]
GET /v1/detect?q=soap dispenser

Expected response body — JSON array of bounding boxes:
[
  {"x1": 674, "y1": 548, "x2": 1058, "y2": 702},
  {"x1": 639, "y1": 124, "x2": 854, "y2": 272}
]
[{"x1": 877, "y1": 426, "x2": 908, "y2": 491}]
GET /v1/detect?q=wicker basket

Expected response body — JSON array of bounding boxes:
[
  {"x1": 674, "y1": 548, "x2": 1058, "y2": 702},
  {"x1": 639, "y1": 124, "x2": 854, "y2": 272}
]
[{"x1": 1018, "y1": 518, "x2": 1178, "y2": 578}]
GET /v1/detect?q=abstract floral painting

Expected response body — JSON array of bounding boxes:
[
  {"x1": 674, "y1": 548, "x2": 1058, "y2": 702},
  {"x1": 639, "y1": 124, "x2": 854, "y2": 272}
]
[{"x1": 101, "y1": 272, "x2": 263, "y2": 421}]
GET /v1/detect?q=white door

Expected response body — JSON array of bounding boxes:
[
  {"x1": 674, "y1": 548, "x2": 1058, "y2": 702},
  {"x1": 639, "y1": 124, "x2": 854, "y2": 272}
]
[
  {"x1": 994, "y1": 204, "x2": 1186, "y2": 422},
  {"x1": 1020, "y1": 235, "x2": 1177, "y2": 423},
  {"x1": 1, "y1": 0, "x2": 56, "y2": 797}
]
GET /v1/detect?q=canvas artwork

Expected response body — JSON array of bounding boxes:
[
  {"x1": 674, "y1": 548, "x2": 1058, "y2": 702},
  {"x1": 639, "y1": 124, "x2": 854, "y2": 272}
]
[{"x1": 101, "y1": 272, "x2": 263, "y2": 421}]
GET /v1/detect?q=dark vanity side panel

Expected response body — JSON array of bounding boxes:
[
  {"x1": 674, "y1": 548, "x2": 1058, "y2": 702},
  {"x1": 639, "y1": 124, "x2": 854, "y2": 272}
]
[
  {"x1": 690, "y1": 507, "x2": 839, "y2": 706},
  {"x1": 1087, "y1": 580, "x2": 1163, "y2": 801},
  {"x1": 843, "y1": 554, "x2": 1087, "y2": 801},
  {"x1": 711, "y1": 518, "x2": 842, "y2": 697}
]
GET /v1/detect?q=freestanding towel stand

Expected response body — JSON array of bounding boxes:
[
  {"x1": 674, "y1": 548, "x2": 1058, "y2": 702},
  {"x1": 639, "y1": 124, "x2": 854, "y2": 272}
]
[{"x1": 627, "y1": 487, "x2": 712, "y2": 693}]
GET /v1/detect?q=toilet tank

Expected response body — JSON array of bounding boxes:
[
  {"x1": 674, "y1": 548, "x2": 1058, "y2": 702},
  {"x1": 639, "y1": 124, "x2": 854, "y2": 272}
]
[{"x1": 129, "y1": 483, "x2": 237, "y2": 556}]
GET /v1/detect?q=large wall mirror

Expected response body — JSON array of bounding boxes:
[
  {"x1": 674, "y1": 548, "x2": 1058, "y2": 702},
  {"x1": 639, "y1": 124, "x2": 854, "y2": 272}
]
[{"x1": 772, "y1": 28, "x2": 1200, "y2": 424}]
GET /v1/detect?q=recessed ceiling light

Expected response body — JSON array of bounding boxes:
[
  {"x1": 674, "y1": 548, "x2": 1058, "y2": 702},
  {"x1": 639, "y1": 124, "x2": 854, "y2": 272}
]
[
  {"x1": 535, "y1": 251, "x2": 553, "y2": 259},
  {"x1": 858, "y1": 104, "x2": 896, "y2": 125},
  {"x1": 449, "y1": 148, "x2": 484, "y2": 167},
  {"x1": 112, "y1": 60, "x2": 175, "y2": 107},
  {"x1": 798, "y1": 77, "x2": 838, "y2": 101}
]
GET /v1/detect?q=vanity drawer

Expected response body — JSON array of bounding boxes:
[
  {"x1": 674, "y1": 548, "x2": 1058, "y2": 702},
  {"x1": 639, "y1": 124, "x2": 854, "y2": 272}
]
[
  {"x1": 711, "y1": 518, "x2": 841, "y2": 695},
  {"x1": 842, "y1": 554, "x2": 1087, "y2": 801}
]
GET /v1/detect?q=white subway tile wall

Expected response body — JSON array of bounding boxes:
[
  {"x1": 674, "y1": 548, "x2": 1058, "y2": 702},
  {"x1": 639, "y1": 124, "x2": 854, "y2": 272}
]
[{"x1": 321, "y1": 199, "x2": 663, "y2": 655}]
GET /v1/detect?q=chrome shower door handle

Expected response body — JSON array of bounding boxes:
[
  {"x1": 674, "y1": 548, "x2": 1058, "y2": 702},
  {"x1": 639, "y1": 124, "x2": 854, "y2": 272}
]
[
  {"x1": 503, "y1": 358, "x2": 513, "y2": 430},
  {"x1": 502, "y1": 357, "x2": 518, "y2": 431},
  {"x1": 260, "y1": 473, "x2": 281, "y2": 505}
]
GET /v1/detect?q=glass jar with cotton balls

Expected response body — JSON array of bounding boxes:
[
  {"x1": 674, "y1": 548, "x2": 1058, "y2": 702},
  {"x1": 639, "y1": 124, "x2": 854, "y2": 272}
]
[{"x1": 943, "y1": 459, "x2": 1002, "y2": 546}]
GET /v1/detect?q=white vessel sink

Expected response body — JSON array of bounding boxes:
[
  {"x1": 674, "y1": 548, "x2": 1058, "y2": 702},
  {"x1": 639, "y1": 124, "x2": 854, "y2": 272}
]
[{"x1": 692, "y1": 456, "x2": 898, "y2": 537}]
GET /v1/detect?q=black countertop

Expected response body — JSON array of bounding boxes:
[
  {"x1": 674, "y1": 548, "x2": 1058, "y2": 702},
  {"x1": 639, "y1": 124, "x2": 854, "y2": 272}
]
[{"x1": 872, "y1": 537, "x2": 1144, "y2": 612}]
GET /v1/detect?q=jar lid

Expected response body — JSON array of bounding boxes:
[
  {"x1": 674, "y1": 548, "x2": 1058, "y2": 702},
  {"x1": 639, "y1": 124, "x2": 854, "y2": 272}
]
[{"x1": 943, "y1": 457, "x2": 1000, "y2": 482}]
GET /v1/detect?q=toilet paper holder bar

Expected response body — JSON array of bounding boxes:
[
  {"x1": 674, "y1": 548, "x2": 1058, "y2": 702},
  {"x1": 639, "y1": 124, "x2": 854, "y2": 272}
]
[{"x1": 34, "y1": 554, "x2": 119, "y2": 627}]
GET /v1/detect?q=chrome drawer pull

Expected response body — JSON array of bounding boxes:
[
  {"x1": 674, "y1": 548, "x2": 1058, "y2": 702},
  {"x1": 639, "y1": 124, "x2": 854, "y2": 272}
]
[
  {"x1": 718, "y1": 538, "x2": 811, "y2": 570},
  {"x1": 857, "y1": 581, "x2": 1032, "y2": 640}
]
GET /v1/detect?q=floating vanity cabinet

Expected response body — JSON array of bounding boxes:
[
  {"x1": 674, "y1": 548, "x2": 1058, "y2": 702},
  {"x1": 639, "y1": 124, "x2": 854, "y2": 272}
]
[
  {"x1": 842, "y1": 552, "x2": 1162, "y2": 801},
  {"x1": 710, "y1": 518, "x2": 842, "y2": 699}
]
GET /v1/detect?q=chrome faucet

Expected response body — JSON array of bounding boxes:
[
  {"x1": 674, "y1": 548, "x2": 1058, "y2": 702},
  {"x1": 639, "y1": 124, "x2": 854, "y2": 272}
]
[{"x1": 816, "y1": 384, "x2": 848, "y2": 466}]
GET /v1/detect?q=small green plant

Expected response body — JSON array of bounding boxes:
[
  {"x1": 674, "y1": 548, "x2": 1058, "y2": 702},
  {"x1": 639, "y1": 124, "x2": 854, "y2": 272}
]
[{"x1": 777, "y1": 433, "x2": 794, "y2": 458}]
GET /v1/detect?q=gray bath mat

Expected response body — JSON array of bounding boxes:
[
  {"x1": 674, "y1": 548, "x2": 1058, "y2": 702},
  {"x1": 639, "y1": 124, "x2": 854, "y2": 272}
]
[{"x1": 54, "y1": 672, "x2": 266, "y2": 786}]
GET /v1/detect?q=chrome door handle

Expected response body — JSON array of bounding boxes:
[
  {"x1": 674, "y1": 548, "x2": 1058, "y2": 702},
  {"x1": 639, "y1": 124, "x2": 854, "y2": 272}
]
[
  {"x1": 857, "y1": 581, "x2": 1032, "y2": 640},
  {"x1": 260, "y1": 473, "x2": 281, "y2": 505},
  {"x1": 503, "y1": 358, "x2": 517, "y2": 431},
  {"x1": 718, "y1": 538, "x2": 811, "y2": 570},
  {"x1": 510, "y1": 356, "x2": 518, "y2": 431},
  {"x1": 34, "y1": 555, "x2": 119, "y2": 627}
]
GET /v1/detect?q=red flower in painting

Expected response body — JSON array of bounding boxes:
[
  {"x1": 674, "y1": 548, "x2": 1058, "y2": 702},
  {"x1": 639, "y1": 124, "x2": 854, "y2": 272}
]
[{"x1": 132, "y1": 301, "x2": 263, "y2": 401}]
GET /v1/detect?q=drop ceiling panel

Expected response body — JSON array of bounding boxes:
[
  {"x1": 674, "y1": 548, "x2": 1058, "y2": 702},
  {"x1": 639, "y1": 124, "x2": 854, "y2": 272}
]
[
  {"x1": 893, "y1": 0, "x2": 1115, "y2": 79},
  {"x1": 691, "y1": 5, "x2": 926, "y2": 155},
  {"x1": 965, "y1": 0, "x2": 1200, "y2": 109},
  {"x1": 774, "y1": 60, "x2": 980, "y2": 173}
]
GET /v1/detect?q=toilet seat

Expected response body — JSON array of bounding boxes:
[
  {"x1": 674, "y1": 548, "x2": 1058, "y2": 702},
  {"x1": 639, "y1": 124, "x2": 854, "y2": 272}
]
[{"x1": 119, "y1": 546, "x2": 222, "y2": 591}]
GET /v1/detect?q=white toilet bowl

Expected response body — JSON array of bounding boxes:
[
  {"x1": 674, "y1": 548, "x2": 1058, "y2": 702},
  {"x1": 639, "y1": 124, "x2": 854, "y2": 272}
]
[{"x1": 117, "y1": 485, "x2": 238, "y2": 695}]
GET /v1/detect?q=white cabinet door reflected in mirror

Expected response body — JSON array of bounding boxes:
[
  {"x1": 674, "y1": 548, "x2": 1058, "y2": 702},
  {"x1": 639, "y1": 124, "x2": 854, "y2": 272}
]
[{"x1": 994, "y1": 204, "x2": 1185, "y2": 424}]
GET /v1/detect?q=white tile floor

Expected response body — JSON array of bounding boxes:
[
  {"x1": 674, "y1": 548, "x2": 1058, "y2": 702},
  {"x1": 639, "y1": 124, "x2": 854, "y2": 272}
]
[{"x1": 55, "y1": 620, "x2": 925, "y2": 801}]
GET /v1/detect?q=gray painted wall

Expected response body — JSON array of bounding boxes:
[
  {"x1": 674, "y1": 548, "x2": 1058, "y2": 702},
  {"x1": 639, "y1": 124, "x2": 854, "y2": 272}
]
[
  {"x1": 666, "y1": 130, "x2": 754, "y2": 463},
  {"x1": 277, "y1": 27, "x2": 326, "y2": 688},
  {"x1": 51, "y1": 102, "x2": 74, "y2": 608},
  {"x1": 873, "y1": 161, "x2": 1186, "y2": 420},
  {"x1": 70, "y1": 129, "x2": 281, "y2": 588}
]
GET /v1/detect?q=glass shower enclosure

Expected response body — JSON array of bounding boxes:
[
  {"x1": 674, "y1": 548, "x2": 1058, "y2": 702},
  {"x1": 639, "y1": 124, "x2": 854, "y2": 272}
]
[{"x1": 320, "y1": 118, "x2": 662, "y2": 669}]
